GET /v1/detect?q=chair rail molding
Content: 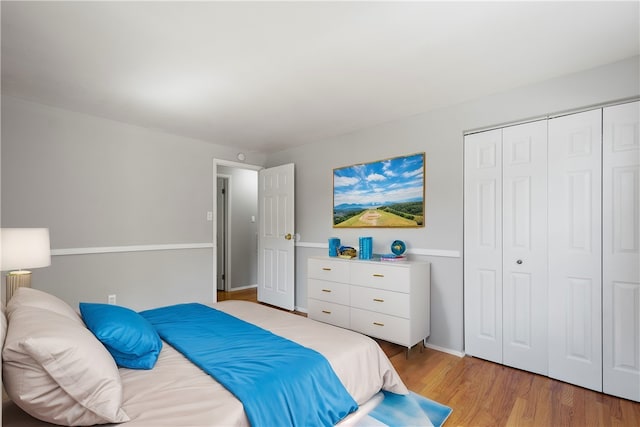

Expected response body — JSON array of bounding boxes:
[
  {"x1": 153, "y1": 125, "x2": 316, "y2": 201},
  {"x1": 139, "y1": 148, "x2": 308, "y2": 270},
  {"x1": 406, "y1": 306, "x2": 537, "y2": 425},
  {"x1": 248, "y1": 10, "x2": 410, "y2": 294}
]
[
  {"x1": 51, "y1": 243, "x2": 214, "y2": 256},
  {"x1": 295, "y1": 241, "x2": 460, "y2": 258}
]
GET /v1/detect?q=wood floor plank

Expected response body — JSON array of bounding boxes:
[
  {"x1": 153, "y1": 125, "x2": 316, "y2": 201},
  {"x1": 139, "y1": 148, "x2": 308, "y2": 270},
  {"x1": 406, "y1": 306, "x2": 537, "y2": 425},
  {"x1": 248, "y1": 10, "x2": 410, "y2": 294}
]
[{"x1": 218, "y1": 288, "x2": 640, "y2": 426}]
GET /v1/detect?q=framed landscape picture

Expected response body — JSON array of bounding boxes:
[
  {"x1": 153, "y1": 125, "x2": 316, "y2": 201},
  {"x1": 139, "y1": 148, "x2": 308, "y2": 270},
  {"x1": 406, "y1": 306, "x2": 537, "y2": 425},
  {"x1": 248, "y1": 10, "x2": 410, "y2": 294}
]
[{"x1": 333, "y1": 152, "x2": 425, "y2": 228}]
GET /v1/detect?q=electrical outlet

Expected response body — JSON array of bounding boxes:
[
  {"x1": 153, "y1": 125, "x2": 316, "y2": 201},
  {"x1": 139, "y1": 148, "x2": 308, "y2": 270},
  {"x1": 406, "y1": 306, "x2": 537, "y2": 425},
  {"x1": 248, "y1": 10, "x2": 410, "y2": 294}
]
[
  {"x1": 207, "y1": 211, "x2": 213, "y2": 221},
  {"x1": 108, "y1": 294, "x2": 116, "y2": 305}
]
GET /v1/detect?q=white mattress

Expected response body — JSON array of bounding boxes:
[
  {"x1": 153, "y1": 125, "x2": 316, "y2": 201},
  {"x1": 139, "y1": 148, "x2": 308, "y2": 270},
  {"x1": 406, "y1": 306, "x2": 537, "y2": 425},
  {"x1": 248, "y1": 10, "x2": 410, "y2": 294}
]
[{"x1": 3, "y1": 300, "x2": 407, "y2": 426}]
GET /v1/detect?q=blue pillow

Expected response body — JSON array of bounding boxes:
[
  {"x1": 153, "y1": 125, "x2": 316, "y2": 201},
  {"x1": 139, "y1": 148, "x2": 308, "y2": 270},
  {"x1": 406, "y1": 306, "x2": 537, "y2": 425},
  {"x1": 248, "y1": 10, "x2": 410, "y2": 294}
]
[{"x1": 80, "y1": 302, "x2": 162, "y2": 370}]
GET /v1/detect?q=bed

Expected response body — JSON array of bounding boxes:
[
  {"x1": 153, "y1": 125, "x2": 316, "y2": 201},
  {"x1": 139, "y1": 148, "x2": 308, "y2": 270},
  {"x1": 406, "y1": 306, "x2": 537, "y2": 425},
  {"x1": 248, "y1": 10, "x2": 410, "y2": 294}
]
[{"x1": 1, "y1": 288, "x2": 408, "y2": 426}]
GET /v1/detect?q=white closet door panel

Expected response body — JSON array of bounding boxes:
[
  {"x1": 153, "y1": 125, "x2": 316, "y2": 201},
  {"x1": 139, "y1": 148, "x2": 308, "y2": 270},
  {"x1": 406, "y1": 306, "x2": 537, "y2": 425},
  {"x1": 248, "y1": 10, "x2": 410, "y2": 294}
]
[
  {"x1": 603, "y1": 101, "x2": 640, "y2": 401},
  {"x1": 548, "y1": 109, "x2": 602, "y2": 392},
  {"x1": 464, "y1": 129, "x2": 503, "y2": 363},
  {"x1": 502, "y1": 120, "x2": 548, "y2": 375}
]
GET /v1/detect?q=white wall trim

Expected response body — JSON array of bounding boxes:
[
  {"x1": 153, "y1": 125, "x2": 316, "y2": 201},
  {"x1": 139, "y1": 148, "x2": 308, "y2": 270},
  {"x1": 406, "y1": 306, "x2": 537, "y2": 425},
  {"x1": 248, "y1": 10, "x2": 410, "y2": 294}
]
[
  {"x1": 215, "y1": 158, "x2": 263, "y2": 171},
  {"x1": 51, "y1": 240, "x2": 458, "y2": 276},
  {"x1": 296, "y1": 241, "x2": 327, "y2": 249},
  {"x1": 295, "y1": 305, "x2": 308, "y2": 314},
  {"x1": 407, "y1": 248, "x2": 461, "y2": 258},
  {"x1": 295, "y1": 241, "x2": 460, "y2": 258},
  {"x1": 51, "y1": 243, "x2": 214, "y2": 256},
  {"x1": 424, "y1": 342, "x2": 465, "y2": 358},
  {"x1": 227, "y1": 284, "x2": 258, "y2": 292},
  {"x1": 464, "y1": 96, "x2": 640, "y2": 136}
]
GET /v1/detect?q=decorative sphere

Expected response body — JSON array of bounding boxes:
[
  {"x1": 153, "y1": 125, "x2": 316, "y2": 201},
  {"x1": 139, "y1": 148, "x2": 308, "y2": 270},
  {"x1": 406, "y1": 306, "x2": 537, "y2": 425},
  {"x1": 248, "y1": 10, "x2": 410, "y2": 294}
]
[{"x1": 391, "y1": 240, "x2": 406, "y2": 255}]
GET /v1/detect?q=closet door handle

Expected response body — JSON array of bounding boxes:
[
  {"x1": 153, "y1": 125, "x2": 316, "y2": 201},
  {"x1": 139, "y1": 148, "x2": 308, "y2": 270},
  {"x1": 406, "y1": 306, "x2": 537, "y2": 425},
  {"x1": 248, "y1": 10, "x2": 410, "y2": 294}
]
[{"x1": 516, "y1": 259, "x2": 523, "y2": 265}]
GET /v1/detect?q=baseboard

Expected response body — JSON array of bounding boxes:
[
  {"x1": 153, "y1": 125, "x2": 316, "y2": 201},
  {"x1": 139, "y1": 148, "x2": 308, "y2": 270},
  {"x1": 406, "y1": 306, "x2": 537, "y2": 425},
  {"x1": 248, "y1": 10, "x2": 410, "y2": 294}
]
[
  {"x1": 423, "y1": 341, "x2": 465, "y2": 358},
  {"x1": 226, "y1": 284, "x2": 258, "y2": 292}
]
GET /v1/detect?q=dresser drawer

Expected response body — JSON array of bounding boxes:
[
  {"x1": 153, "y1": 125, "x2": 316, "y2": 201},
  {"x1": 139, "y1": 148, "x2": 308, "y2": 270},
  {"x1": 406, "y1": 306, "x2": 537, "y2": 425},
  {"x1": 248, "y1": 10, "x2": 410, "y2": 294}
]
[
  {"x1": 308, "y1": 279, "x2": 349, "y2": 305},
  {"x1": 308, "y1": 258, "x2": 349, "y2": 283},
  {"x1": 350, "y1": 285, "x2": 409, "y2": 318},
  {"x1": 350, "y1": 307, "x2": 410, "y2": 346},
  {"x1": 350, "y1": 262, "x2": 410, "y2": 293},
  {"x1": 308, "y1": 299, "x2": 350, "y2": 329}
]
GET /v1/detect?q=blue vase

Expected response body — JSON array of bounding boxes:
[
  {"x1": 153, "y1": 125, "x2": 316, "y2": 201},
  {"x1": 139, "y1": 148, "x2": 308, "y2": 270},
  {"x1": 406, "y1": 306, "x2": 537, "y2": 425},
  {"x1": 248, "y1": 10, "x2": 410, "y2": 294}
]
[{"x1": 328, "y1": 238, "x2": 340, "y2": 257}]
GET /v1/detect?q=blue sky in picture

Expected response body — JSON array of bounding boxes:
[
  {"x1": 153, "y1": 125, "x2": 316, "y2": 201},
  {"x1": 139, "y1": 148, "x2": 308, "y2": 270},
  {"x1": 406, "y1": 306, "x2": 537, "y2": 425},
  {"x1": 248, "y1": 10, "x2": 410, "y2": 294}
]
[{"x1": 333, "y1": 153, "x2": 424, "y2": 210}]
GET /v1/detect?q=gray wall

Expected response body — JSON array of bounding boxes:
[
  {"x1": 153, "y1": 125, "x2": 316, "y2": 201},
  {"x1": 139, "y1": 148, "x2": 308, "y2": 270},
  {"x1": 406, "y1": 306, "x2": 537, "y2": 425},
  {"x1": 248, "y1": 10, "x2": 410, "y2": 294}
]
[
  {"x1": 2, "y1": 57, "x2": 638, "y2": 352},
  {"x1": 266, "y1": 56, "x2": 640, "y2": 353},
  {"x1": 1, "y1": 95, "x2": 266, "y2": 310},
  {"x1": 217, "y1": 165, "x2": 258, "y2": 290}
]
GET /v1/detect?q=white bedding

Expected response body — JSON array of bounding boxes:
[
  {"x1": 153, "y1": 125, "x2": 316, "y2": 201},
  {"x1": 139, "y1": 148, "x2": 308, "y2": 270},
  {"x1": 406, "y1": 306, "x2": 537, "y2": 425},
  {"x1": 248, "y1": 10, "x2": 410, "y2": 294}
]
[{"x1": 3, "y1": 300, "x2": 407, "y2": 426}]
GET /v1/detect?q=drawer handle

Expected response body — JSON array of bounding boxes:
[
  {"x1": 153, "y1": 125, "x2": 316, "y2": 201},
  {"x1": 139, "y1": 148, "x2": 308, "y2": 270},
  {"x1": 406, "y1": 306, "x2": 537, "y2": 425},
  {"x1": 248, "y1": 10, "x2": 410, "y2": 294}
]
[
  {"x1": 322, "y1": 310, "x2": 332, "y2": 314},
  {"x1": 372, "y1": 274, "x2": 384, "y2": 278},
  {"x1": 322, "y1": 289, "x2": 332, "y2": 293},
  {"x1": 373, "y1": 322, "x2": 385, "y2": 327},
  {"x1": 322, "y1": 267, "x2": 332, "y2": 271},
  {"x1": 373, "y1": 298, "x2": 384, "y2": 303}
]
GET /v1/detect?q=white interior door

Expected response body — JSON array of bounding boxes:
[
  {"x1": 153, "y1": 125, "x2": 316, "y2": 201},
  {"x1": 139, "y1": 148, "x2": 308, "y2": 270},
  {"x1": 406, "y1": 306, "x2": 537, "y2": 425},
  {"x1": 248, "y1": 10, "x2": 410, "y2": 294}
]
[
  {"x1": 502, "y1": 120, "x2": 548, "y2": 376},
  {"x1": 464, "y1": 129, "x2": 503, "y2": 363},
  {"x1": 257, "y1": 163, "x2": 295, "y2": 310},
  {"x1": 602, "y1": 101, "x2": 640, "y2": 401},
  {"x1": 548, "y1": 109, "x2": 603, "y2": 392}
]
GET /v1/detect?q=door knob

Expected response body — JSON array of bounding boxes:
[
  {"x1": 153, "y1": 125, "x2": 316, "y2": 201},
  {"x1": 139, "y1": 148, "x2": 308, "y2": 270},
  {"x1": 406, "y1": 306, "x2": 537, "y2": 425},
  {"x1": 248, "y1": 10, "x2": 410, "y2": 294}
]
[
  {"x1": 284, "y1": 233, "x2": 292, "y2": 240},
  {"x1": 516, "y1": 259, "x2": 523, "y2": 264}
]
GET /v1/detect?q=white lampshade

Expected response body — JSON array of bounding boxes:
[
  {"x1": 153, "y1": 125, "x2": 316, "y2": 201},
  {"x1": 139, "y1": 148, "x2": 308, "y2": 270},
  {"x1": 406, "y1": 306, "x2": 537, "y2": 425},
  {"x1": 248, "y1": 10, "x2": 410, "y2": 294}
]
[{"x1": 1, "y1": 228, "x2": 51, "y2": 272}]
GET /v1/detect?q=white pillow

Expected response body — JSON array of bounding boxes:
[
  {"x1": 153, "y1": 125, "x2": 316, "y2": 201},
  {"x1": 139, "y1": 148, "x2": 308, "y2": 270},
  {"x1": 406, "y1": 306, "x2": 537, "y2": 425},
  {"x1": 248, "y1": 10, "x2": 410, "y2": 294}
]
[
  {"x1": 1, "y1": 304, "x2": 6, "y2": 349},
  {"x1": 3, "y1": 305, "x2": 130, "y2": 426},
  {"x1": 6, "y1": 287, "x2": 82, "y2": 324}
]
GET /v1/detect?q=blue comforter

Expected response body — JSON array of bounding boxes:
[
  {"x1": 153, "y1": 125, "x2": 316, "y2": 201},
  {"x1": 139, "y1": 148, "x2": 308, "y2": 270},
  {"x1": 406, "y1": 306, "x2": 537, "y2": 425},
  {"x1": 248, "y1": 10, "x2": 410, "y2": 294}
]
[{"x1": 140, "y1": 303, "x2": 357, "y2": 426}]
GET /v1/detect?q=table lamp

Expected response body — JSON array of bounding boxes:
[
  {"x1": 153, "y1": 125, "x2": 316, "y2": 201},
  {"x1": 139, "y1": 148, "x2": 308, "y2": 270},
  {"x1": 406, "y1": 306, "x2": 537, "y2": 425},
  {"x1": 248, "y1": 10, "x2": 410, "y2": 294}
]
[{"x1": 1, "y1": 228, "x2": 51, "y2": 301}]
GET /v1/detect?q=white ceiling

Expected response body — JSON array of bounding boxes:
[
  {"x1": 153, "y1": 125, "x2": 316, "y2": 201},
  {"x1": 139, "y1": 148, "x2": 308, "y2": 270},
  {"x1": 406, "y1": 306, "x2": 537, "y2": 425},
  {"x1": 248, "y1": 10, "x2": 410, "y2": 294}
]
[{"x1": 2, "y1": 1, "x2": 639, "y2": 153}]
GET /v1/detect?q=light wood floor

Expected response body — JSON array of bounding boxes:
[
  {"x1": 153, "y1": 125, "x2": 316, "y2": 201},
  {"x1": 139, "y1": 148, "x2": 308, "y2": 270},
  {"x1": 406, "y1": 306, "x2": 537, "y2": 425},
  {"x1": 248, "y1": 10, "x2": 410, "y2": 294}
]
[{"x1": 217, "y1": 288, "x2": 640, "y2": 426}]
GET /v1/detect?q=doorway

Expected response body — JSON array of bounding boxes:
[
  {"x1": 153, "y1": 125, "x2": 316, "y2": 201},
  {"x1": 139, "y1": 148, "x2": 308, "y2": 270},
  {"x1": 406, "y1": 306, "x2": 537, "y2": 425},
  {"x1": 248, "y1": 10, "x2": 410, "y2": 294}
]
[
  {"x1": 213, "y1": 159, "x2": 261, "y2": 302},
  {"x1": 212, "y1": 159, "x2": 296, "y2": 310}
]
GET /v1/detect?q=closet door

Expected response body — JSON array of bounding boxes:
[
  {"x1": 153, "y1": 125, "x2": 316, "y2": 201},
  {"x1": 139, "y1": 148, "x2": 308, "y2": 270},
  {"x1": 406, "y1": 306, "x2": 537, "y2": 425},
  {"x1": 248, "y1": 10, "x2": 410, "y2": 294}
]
[
  {"x1": 502, "y1": 120, "x2": 548, "y2": 375},
  {"x1": 548, "y1": 109, "x2": 602, "y2": 392},
  {"x1": 602, "y1": 101, "x2": 640, "y2": 401},
  {"x1": 464, "y1": 129, "x2": 503, "y2": 363}
]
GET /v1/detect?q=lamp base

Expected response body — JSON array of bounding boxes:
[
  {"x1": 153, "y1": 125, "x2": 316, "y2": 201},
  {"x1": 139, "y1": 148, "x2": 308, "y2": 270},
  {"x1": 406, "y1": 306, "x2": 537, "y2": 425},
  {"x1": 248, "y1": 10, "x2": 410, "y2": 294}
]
[{"x1": 6, "y1": 271, "x2": 32, "y2": 301}]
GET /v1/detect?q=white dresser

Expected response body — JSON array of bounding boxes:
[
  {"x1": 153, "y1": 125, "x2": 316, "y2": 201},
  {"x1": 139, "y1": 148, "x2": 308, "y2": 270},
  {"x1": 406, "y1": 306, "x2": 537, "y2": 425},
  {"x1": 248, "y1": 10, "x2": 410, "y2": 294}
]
[{"x1": 307, "y1": 256, "x2": 430, "y2": 350}]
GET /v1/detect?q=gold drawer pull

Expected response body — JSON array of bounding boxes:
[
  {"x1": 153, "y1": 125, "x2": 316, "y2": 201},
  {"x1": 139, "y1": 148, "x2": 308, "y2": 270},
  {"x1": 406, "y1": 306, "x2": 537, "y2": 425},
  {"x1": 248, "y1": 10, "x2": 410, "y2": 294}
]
[
  {"x1": 322, "y1": 267, "x2": 332, "y2": 271},
  {"x1": 322, "y1": 310, "x2": 332, "y2": 314},
  {"x1": 373, "y1": 322, "x2": 385, "y2": 327},
  {"x1": 372, "y1": 273, "x2": 384, "y2": 278},
  {"x1": 322, "y1": 289, "x2": 332, "y2": 293},
  {"x1": 373, "y1": 298, "x2": 384, "y2": 303}
]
